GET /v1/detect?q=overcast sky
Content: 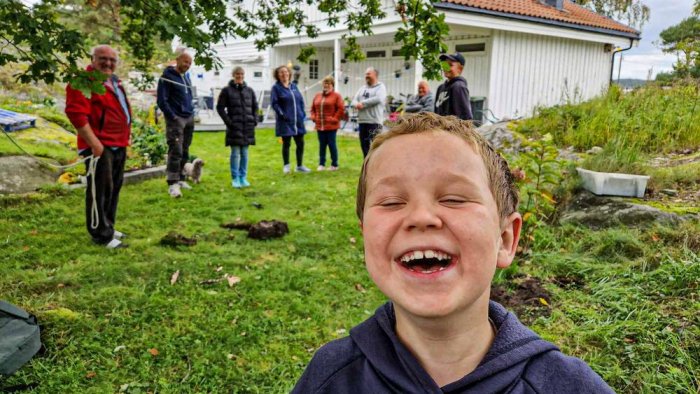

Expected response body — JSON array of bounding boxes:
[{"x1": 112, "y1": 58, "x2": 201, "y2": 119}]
[{"x1": 616, "y1": 0, "x2": 695, "y2": 79}]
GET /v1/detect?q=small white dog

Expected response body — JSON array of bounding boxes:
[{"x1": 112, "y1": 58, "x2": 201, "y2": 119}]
[{"x1": 183, "y1": 158, "x2": 205, "y2": 184}]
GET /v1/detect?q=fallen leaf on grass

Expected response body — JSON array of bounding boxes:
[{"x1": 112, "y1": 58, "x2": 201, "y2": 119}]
[
  {"x1": 216, "y1": 266, "x2": 223, "y2": 272},
  {"x1": 354, "y1": 283, "x2": 366, "y2": 293},
  {"x1": 86, "y1": 371, "x2": 96, "y2": 379},
  {"x1": 57, "y1": 283, "x2": 65, "y2": 289},
  {"x1": 651, "y1": 234, "x2": 660, "y2": 242},
  {"x1": 113, "y1": 345, "x2": 126, "y2": 353},
  {"x1": 148, "y1": 348, "x2": 159, "y2": 356},
  {"x1": 170, "y1": 270, "x2": 180, "y2": 285},
  {"x1": 349, "y1": 237, "x2": 356, "y2": 244},
  {"x1": 227, "y1": 353, "x2": 235, "y2": 360},
  {"x1": 200, "y1": 278, "x2": 222, "y2": 285},
  {"x1": 538, "y1": 298, "x2": 549, "y2": 306},
  {"x1": 623, "y1": 337, "x2": 636, "y2": 344},
  {"x1": 226, "y1": 275, "x2": 241, "y2": 287}
]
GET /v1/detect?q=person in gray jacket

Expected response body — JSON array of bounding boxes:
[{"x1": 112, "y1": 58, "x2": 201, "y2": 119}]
[
  {"x1": 404, "y1": 81, "x2": 434, "y2": 113},
  {"x1": 351, "y1": 67, "x2": 386, "y2": 157}
]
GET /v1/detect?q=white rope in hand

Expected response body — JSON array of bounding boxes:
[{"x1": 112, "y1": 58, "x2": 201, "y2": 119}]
[{"x1": 86, "y1": 155, "x2": 100, "y2": 230}]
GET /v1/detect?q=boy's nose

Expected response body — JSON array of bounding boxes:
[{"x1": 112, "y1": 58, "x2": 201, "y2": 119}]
[{"x1": 404, "y1": 203, "x2": 443, "y2": 231}]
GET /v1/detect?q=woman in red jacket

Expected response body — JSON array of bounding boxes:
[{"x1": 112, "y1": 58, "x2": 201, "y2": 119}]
[{"x1": 310, "y1": 76, "x2": 345, "y2": 171}]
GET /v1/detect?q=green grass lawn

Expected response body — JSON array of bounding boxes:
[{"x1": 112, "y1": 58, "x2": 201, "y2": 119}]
[{"x1": 1, "y1": 129, "x2": 698, "y2": 393}]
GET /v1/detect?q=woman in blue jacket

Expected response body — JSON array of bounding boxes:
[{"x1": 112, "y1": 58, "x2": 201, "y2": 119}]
[{"x1": 271, "y1": 65, "x2": 310, "y2": 173}]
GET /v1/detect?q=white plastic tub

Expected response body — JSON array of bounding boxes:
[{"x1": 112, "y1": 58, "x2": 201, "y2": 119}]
[{"x1": 576, "y1": 167, "x2": 650, "y2": 198}]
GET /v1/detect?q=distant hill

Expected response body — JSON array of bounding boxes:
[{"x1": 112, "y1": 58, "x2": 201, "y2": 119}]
[{"x1": 614, "y1": 79, "x2": 648, "y2": 89}]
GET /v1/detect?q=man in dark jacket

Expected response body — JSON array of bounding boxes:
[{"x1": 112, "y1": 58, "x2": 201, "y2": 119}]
[
  {"x1": 65, "y1": 45, "x2": 131, "y2": 249},
  {"x1": 157, "y1": 51, "x2": 195, "y2": 198},
  {"x1": 435, "y1": 52, "x2": 473, "y2": 120},
  {"x1": 216, "y1": 67, "x2": 258, "y2": 188}
]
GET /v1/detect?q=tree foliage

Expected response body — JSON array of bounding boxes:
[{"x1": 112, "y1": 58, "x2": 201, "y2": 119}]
[
  {"x1": 1, "y1": 0, "x2": 450, "y2": 90},
  {"x1": 659, "y1": 17, "x2": 700, "y2": 78},
  {"x1": 1, "y1": 0, "x2": 647, "y2": 92},
  {"x1": 575, "y1": 0, "x2": 649, "y2": 30}
]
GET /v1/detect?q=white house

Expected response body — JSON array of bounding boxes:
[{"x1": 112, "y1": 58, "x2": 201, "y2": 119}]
[{"x1": 190, "y1": 0, "x2": 639, "y2": 123}]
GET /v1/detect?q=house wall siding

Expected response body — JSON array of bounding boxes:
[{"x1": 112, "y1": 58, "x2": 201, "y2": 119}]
[{"x1": 487, "y1": 30, "x2": 612, "y2": 120}]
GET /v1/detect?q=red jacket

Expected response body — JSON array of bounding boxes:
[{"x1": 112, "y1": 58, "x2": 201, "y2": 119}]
[
  {"x1": 65, "y1": 67, "x2": 132, "y2": 150},
  {"x1": 310, "y1": 90, "x2": 344, "y2": 131}
]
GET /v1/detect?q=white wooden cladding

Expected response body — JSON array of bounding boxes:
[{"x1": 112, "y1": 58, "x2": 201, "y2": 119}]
[{"x1": 487, "y1": 30, "x2": 612, "y2": 120}]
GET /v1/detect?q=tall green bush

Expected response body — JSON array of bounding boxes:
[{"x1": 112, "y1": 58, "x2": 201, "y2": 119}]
[{"x1": 517, "y1": 83, "x2": 700, "y2": 153}]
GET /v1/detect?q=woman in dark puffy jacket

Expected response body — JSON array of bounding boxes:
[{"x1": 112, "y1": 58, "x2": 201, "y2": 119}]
[
  {"x1": 216, "y1": 66, "x2": 258, "y2": 188},
  {"x1": 310, "y1": 76, "x2": 344, "y2": 171},
  {"x1": 271, "y1": 65, "x2": 310, "y2": 174}
]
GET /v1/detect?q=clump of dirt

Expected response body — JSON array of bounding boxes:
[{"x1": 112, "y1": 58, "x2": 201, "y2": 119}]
[
  {"x1": 222, "y1": 219, "x2": 289, "y2": 240},
  {"x1": 491, "y1": 277, "x2": 552, "y2": 323},
  {"x1": 220, "y1": 218, "x2": 253, "y2": 230},
  {"x1": 160, "y1": 232, "x2": 197, "y2": 247},
  {"x1": 248, "y1": 220, "x2": 289, "y2": 240}
]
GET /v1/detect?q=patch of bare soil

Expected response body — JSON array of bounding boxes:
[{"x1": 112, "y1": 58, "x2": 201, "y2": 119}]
[
  {"x1": 221, "y1": 219, "x2": 289, "y2": 240},
  {"x1": 491, "y1": 276, "x2": 552, "y2": 323},
  {"x1": 160, "y1": 232, "x2": 197, "y2": 247}
]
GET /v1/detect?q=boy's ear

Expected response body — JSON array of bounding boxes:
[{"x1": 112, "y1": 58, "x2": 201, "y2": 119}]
[{"x1": 496, "y1": 212, "x2": 522, "y2": 269}]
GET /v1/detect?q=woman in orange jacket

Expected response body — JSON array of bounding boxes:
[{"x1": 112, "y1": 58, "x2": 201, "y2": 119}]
[{"x1": 310, "y1": 76, "x2": 345, "y2": 171}]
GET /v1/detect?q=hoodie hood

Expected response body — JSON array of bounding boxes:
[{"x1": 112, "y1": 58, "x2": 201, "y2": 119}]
[
  {"x1": 350, "y1": 301, "x2": 558, "y2": 392},
  {"x1": 446, "y1": 76, "x2": 467, "y2": 88}
]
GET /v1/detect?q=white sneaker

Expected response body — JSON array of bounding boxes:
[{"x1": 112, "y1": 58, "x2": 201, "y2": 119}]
[
  {"x1": 169, "y1": 183, "x2": 182, "y2": 198},
  {"x1": 317, "y1": 165, "x2": 326, "y2": 171},
  {"x1": 113, "y1": 230, "x2": 126, "y2": 240},
  {"x1": 296, "y1": 165, "x2": 311, "y2": 173},
  {"x1": 283, "y1": 164, "x2": 291, "y2": 174},
  {"x1": 178, "y1": 181, "x2": 192, "y2": 190},
  {"x1": 105, "y1": 239, "x2": 126, "y2": 249}
]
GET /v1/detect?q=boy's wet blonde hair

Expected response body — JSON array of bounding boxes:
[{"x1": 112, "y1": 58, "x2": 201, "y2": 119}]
[{"x1": 356, "y1": 112, "x2": 519, "y2": 222}]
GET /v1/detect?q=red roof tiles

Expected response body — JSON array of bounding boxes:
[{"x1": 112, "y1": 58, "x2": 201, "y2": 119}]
[{"x1": 441, "y1": 0, "x2": 639, "y2": 35}]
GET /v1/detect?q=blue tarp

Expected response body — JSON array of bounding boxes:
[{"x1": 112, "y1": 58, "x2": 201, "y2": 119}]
[{"x1": 0, "y1": 109, "x2": 36, "y2": 132}]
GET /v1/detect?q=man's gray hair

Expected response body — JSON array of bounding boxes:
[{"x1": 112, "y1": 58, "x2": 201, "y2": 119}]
[
  {"x1": 232, "y1": 66, "x2": 245, "y2": 75},
  {"x1": 90, "y1": 45, "x2": 119, "y2": 62},
  {"x1": 366, "y1": 66, "x2": 378, "y2": 76}
]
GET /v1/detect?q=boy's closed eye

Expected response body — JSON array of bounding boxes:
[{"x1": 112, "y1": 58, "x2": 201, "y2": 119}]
[
  {"x1": 439, "y1": 196, "x2": 468, "y2": 206},
  {"x1": 377, "y1": 198, "x2": 406, "y2": 207}
]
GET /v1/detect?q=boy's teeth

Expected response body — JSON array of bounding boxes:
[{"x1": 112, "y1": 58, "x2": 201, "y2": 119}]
[{"x1": 401, "y1": 249, "x2": 451, "y2": 262}]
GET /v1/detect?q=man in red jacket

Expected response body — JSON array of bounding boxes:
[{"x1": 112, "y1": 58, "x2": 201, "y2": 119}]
[{"x1": 65, "y1": 45, "x2": 131, "y2": 249}]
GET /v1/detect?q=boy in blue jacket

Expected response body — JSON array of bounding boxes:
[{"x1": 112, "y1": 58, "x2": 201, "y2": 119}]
[{"x1": 292, "y1": 113, "x2": 613, "y2": 393}]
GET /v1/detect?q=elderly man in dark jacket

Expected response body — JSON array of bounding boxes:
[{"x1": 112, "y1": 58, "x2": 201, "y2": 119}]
[
  {"x1": 157, "y1": 51, "x2": 195, "y2": 198},
  {"x1": 216, "y1": 67, "x2": 258, "y2": 188},
  {"x1": 435, "y1": 52, "x2": 473, "y2": 120}
]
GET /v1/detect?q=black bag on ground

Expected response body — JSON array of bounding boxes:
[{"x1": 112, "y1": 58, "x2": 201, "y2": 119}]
[{"x1": 0, "y1": 301, "x2": 41, "y2": 376}]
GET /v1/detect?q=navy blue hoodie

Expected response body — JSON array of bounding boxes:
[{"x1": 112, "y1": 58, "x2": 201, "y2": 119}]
[
  {"x1": 157, "y1": 65, "x2": 194, "y2": 120},
  {"x1": 292, "y1": 301, "x2": 614, "y2": 393},
  {"x1": 435, "y1": 76, "x2": 473, "y2": 121}
]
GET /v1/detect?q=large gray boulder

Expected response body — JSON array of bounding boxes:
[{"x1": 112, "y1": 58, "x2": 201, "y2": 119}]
[
  {"x1": 0, "y1": 155, "x2": 60, "y2": 194},
  {"x1": 559, "y1": 191, "x2": 693, "y2": 228},
  {"x1": 477, "y1": 122, "x2": 521, "y2": 154}
]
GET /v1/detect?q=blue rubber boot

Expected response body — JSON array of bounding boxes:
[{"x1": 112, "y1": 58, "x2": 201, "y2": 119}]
[
  {"x1": 240, "y1": 177, "x2": 251, "y2": 187},
  {"x1": 232, "y1": 177, "x2": 242, "y2": 188}
]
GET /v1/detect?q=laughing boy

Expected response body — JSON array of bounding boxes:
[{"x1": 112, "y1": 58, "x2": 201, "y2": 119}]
[{"x1": 292, "y1": 113, "x2": 612, "y2": 393}]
